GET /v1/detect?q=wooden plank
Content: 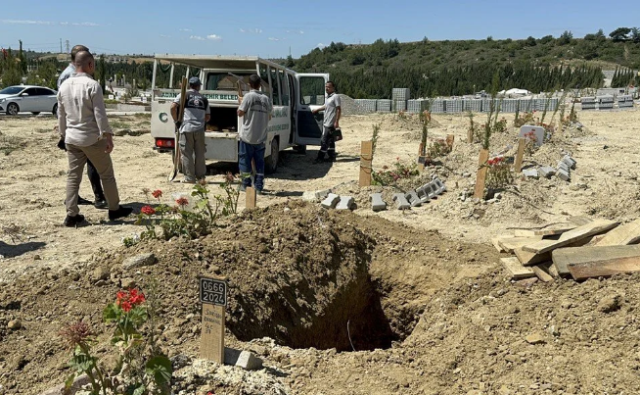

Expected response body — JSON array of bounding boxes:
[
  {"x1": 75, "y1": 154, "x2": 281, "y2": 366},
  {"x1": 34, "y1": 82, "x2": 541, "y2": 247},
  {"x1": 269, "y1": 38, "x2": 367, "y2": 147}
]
[
  {"x1": 534, "y1": 224, "x2": 576, "y2": 236},
  {"x1": 245, "y1": 187, "x2": 256, "y2": 209},
  {"x1": 446, "y1": 134, "x2": 455, "y2": 151},
  {"x1": 359, "y1": 141, "x2": 373, "y2": 187},
  {"x1": 473, "y1": 149, "x2": 490, "y2": 199},
  {"x1": 568, "y1": 216, "x2": 593, "y2": 226},
  {"x1": 514, "y1": 229, "x2": 537, "y2": 237},
  {"x1": 501, "y1": 257, "x2": 535, "y2": 280},
  {"x1": 569, "y1": 256, "x2": 640, "y2": 280},
  {"x1": 492, "y1": 237, "x2": 508, "y2": 253},
  {"x1": 597, "y1": 218, "x2": 640, "y2": 246},
  {"x1": 532, "y1": 265, "x2": 554, "y2": 282},
  {"x1": 522, "y1": 220, "x2": 619, "y2": 254},
  {"x1": 498, "y1": 236, "x2": 544, "y2": 254},
  {"x1": 514, "y1": 138, "x2": 525, "y2": 173},
  {"x1": 516, "y1": 236, "x2": 593, "y2": 266},
  {"x1": 553, "y1": 244, "x2": 640, "y2": 276},
  {"x1": 548, "y1": 263, "x2": 560, "y2": 278}
]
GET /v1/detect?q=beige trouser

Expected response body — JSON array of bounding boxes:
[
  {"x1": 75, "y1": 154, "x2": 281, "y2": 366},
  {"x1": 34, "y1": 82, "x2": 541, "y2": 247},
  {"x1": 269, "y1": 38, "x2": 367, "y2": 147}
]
[
  {"x1": 66, "y1": 139, "x2": 120, "y2": 216},
  {"x1": 179, "y1": 131, "x2": 206, "y2": 181}
]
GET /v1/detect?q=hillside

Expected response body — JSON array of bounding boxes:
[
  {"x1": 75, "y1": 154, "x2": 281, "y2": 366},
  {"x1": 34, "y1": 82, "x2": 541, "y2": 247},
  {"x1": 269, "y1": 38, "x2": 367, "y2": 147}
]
[{"x1": 290, "y1": 31, "x2": 640, "y2": 98}]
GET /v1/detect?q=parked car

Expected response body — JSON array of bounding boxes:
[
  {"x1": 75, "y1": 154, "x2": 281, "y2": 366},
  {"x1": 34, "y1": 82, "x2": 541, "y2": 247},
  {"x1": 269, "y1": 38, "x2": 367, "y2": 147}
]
[{"x1": 0, "y1": 85, "x2": 58, "y2": 116}]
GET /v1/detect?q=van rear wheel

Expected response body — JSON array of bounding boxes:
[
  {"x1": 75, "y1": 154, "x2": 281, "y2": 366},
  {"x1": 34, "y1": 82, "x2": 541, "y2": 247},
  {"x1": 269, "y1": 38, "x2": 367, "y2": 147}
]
[{"x1": 265, "y1": 138, "x2": 279, "y2": 174}]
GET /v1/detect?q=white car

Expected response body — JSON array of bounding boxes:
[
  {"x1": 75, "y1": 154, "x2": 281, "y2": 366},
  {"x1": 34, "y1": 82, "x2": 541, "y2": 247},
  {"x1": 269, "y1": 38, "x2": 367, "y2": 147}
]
[{"x1": 0, "y1": 85, "x2": 59, "y2": 116}]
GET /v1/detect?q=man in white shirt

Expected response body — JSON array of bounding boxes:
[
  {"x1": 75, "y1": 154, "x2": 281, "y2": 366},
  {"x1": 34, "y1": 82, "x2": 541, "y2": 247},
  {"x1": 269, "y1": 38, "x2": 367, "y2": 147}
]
[
  {"x1": 312, "y1": 81, "x2": 341, "y2": 163},
  {"x1": 57, "y1": 51, "x2": 132, "y2": 226},
  {"x1": 57, "y1": 44, "x2": 107, "y2": 209}
]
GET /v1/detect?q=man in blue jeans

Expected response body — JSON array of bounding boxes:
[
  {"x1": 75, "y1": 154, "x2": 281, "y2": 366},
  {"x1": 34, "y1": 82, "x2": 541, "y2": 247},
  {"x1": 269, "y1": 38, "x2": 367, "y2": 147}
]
[{"x1": 237, "y1": 74, "x2": 272, "y2": 193}]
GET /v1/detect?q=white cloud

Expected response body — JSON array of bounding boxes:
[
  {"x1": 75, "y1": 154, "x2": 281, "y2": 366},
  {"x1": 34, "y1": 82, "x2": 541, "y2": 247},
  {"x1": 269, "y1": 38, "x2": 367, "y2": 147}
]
[
  {"x1": 240, "y1": 28, "x2": 262, "y2": 34},
  {"x1": 190, "y1": 35, "x2": 205, "y2": 41},
  {"x1": 269, "y1": 37, "x2": 286, "y2": 42},
  {"x1": 73, "y1": 22, "x2": 99, "y2": 26},
  {"x1": 299, "y1": 30, "x2": 304, "y2": 34},
  {"x1": 180, "y1": 28, "x2": 192, "y2": 32},
  {"x1": 1, "y1": 19, "x2": 52, "y2": 25},
  {"x1": 207, "y1": 34, "x2": 222, "y2": 41},
  {"x1": 160, "y1": 34, "x2": 171, "y2": 38},
  {"x1": 317, "y1": 43, "x2": 327, "y2": 48}
]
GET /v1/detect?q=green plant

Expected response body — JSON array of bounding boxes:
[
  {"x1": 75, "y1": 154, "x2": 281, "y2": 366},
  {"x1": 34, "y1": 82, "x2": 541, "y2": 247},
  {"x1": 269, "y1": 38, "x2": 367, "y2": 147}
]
[
  {"x1": 514, "y1": 111, "x2": 535, "y2": 128},
  {"x1": 371, "y1": 123, "x2": 381, "y2": 159},
  {"x1": 372, "y1": 157, "x2": 419, "y2": 186},
  {"x1": 523, "y1": 130, "x2": 538, "y2": 155},
  {"x1": 427, "y1": 138, "x2": 450, "y2": 158},
  {"x1": 492, "y1": 117, "x2": 508, "y2": 134},
  {"x1": 61, "y1": 288, "x2": 172, "y2": 395},
  {"x1": 485, "y1": 156, "x2": 513, "y2": 190},
  {"x1": 137, "y1": 175, "x2": 240, "y2": 241},
  {"x1": 122, "y1": 234, "x2": 140, "y2": 248}
]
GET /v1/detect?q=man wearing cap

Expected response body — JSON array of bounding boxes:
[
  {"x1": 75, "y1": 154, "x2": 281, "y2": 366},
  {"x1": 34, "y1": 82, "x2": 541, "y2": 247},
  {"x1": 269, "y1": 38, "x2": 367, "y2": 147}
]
[{"x1": 171, "y1": 77, "x2": 211, "y2": 183}]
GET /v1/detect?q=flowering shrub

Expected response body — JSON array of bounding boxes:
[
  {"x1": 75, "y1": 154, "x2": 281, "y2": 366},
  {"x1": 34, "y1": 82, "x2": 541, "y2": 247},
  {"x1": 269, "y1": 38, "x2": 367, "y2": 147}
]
[
  {"x1": 372, "y1": 157, "x2": 419, "y2": 185},
  {"x1": 492, "y1": 117, "x2": 508, "y2": 134},
  {"x1": 523, "y1": 130, "x2": 538, "y2": 155},
  {"x1": 485, "y1": 156, "x2": 513, "y2": 190},
  {"x1": 514, "y1": 111, "x2": 535, "y2": 128},
  {"x1": 137, "y1": 173, "x2": 239, "y2": 241},
  {"x1": 427, "y1": 138, "x2": 450, "y2": 158},
  {"x1": 61, "y1": 288, "x2": 171, "y2": 395}
]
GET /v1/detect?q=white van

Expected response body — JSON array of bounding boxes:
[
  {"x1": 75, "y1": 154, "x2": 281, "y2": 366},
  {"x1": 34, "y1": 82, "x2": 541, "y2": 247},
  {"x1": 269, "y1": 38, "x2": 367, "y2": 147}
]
[{"x1": 150, "y1": 54, "x2": 329, "y2": 173}]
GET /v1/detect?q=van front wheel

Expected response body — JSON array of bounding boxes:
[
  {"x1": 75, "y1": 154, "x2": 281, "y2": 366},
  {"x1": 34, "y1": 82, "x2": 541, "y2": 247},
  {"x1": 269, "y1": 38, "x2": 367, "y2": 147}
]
[{"x1": 265, "y1": 138, "x2": 279, "y2": 174}]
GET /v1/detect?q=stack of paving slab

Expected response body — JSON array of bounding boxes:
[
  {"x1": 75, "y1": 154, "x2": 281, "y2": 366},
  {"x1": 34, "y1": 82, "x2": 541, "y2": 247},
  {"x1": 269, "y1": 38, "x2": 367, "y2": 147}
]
[
  {"x1": 502, "y1": 99, "x2": 518, "y2": 113},
  {"x1": 522, "y1": 154, "x2": 576, "y2": 182},
  {"x1": 495, "y1": 217, "x2": 640, "y2": 282},
  {"x1": 580, "y1": 97, "x2": 597, "y2": 110},
  {"x1": 392, "y1": 88, "x2": 410, "y2": 101},
  {"x1": 518, "y1": 99, "x2": 534, "y2": 112},
  {"x1": 377, "y1": 99, "x2": 392, "y2": 112},
  {"x1": 445, "y1": 99, "x2": 463, "y2": 113},
  {"x1": 394, "y1": 100, "x2": 407, "y2": 112},
  {"x1": 618, "y1": 95, "x2": 634, "y2": 108},
  {"x1": 407, "y1": 100, "x2": 423, "y2": 113},
  {"x1": 463, "y1": 99, "x2": 483, "y2": 112},
  {"x1": 370, "y1": 177, "x2": 447, "y2": 212},
  {"x1": 430, "y1": 99, "x2": 445, "y2": 113},
  {"x1": 354, "y1": 99, "x2": 377, "y2": 113},
  {"x1": 597, "y1": 95, "x2": 614, "y2": 110}
]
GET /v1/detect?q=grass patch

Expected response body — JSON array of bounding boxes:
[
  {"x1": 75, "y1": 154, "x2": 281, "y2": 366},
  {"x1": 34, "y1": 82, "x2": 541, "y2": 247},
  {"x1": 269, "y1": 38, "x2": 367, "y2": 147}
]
[{"x1": 0, "y1": 135, "x2": 27, "y2": 155}]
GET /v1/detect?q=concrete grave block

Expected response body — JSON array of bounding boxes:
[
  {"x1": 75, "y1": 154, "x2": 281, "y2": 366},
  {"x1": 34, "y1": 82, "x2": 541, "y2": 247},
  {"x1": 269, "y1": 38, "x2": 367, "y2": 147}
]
[
  {"x1": 405, "y1": 190, "x2": 422, "y2": 207},
  {"x1": 432, "y1": 177, "x2": 447, "y2": 193},
  {"x1": 522, "y1": 168, "x2": 539, "y2": 179},
  {"x1": 557, "y1": 169, "x2": 571, "y2": 182},
  {"x1": 335, "y1": 196, "x2": 355, "y2": 210},
  {"x1": 321, "y1": 193, "x2": 340, "y2": 209},
  {"x1": 224, "y1": 347, "x2": 263, "y2": 371},
  {"x1": 393, "y1": 193, "x2": 411, "y2": 210},
  {"x1": 539, "y1": 166, "x2": 556, "y2": 179},
  {"x1": 315, "y1": 189, "x2": 332, "y2": 200},
  {"x1": 558, "y1": 161, "x2": 570, "y2": 173},
  {"x1": 370, "y1": 193, "x2": 386, "y2": 212},
  {"x1": 562, "y1": 155, "x2": 576, "y2": 170},
  {"x1": 417, "y1": 182, "x2": 436, "y2": 202},
  {"x1": 519, "y1": 125, "x2": 545, "y2": 147}
]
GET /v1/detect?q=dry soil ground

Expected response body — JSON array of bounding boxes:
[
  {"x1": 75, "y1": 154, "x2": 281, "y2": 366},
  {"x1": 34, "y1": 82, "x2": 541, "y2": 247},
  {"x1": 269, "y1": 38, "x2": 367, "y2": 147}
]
[{"x1": 1, "y1": 108, "x2": 640, "y2": 394}]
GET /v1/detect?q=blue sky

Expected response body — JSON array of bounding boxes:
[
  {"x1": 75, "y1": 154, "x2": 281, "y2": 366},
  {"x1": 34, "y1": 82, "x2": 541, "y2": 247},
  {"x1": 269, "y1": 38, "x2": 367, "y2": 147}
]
[{"x1": 1, "y1": 0, "x2": 638, "y2": 58}]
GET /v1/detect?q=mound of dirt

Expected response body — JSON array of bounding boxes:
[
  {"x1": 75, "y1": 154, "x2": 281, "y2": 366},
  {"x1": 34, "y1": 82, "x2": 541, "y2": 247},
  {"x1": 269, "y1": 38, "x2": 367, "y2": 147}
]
[{"x1": 0, "y1": 201, "x2": 496, "y2": 394}]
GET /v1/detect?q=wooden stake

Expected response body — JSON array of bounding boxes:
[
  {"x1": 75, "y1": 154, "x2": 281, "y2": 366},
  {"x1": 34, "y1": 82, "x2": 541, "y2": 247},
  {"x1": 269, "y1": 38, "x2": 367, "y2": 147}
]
[
  {"x1": 473, "y1": 149, "x2": 489, "y2": 199},
  {"x1": 446, "y1": 134, "x2": 455, "y2": 151},
  {"x1": 514, "y1": 138, "x2": 525, "y2": 173},
  {"x1": 359, "y1": 140, "x2": 373, "y2": 187},
  {"x1": 467, "y1": 128, "x2": 474, "y2": 143},
  {"x1": 246, "y1": 187, "x2": 256, "y2": 209},
  {"x1": 201, "y1": 304, "x2": 225, "y2": 363}
]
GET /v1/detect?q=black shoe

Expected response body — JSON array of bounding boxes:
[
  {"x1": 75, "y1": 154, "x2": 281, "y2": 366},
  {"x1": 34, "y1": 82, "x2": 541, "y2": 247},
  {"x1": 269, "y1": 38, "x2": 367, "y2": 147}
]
[
  {"x1": 94, "y1": 198, "x2": 108, "y2": 209},
  {"x1": 327, "y1": 156, "x2": 337, "y2": 162},
  {"x1": 77, "y1": 196, "x2": 92, "y2": 205},
  {"x1": 313, "y1": 158, "x2": 325, "y2": 164},
  {"x1": 108, "y1": 206, "x2": 133, "y2": 221},
  {"x1": 63, "y1": 214, "x2": 85, "y2": 227}
]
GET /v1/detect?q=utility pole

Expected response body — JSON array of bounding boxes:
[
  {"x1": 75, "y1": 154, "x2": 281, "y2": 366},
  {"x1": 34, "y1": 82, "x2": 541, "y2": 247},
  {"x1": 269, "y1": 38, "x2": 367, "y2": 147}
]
[
  {"x1": 65, "y1": 40, "x2": 70, "y2": 54},
  {"x1": 60, "y1": 38, "x2": 63, "y2": 53}
]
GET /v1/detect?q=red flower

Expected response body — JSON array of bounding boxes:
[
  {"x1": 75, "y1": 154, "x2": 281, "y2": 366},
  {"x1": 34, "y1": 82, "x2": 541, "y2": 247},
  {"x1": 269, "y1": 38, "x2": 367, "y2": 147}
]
[
  {"x1": 116, "y1": 288, "x2": 146, "y2": 313},
  {"x1": 120, "y1": 301, "x2": 132, "y2": 312},
  {"x1": 176, "y1": 197, "x2": 189, "y2": 207},
  {"x1": 141, "y1": 205, "x2": 155, "y2": 215},
  {"x1": 152, "y1": 189, "x2": 163, "y2": 199}
]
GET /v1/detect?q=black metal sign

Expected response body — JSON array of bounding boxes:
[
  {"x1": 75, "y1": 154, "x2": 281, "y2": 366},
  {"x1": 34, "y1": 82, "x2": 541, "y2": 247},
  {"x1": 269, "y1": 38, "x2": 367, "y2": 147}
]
[{"x1": 200, "y1": 277, "x2": 227, "y2": 307}]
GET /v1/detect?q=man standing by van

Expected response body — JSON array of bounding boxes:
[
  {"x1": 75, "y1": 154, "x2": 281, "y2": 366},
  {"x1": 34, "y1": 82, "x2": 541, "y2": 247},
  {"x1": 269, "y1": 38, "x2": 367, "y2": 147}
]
[
  {"x1": 58, "y1": 51, "x2": 132, "y2": 226},
  {"x1": 57, "y1": 44, "x2": 107, "y2": 209},
  {"x1": 171, "y1": 76, "x2": 210, "y2": 183},
  {"x1": 312, "y1": 81, "x2": 341, "y2": 163},
  {"x1": 237, "y1": 74, "x2": 272, "y2": 193}
]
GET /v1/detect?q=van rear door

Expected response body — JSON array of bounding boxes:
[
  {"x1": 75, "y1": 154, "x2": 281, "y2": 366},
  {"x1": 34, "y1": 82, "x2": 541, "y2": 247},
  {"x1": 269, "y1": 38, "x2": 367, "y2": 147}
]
[{"x1": 294, "y1": 73, "x2": 329, "y2": 146}]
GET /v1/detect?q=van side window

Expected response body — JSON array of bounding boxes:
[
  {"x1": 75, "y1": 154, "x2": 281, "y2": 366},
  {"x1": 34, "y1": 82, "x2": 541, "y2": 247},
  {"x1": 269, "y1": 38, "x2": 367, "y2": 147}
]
[
  {"x1": 299, "y1": 77, "x2": 325, "y2": 105},
  {"x1": 280, "y1": 70, "x2": 290, "y2": 106},
  {"x1": 270, "y1": 67, "x2": 281, "y2": 106}
]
